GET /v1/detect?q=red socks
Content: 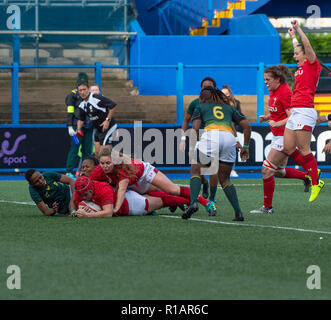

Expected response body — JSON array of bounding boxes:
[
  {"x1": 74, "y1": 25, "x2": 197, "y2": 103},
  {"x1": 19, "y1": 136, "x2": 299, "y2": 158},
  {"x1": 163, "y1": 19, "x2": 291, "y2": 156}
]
[
  {"x1": 179, "y1": 186, "x2": 191, "y2": 199},
  {"x1": 179, "y1": 186, "x2": 209, "y2": 207},
  {"x1": 263, "y1": 176, "x2": 275, "y2": 208},
  {"x1": 289, "y1": 150, "x2": 318, "y2": 185},
  {"x1": 302, "y1": 153, "x2": 318, "y2": 185},
  {"x1": 284, "y1": 167, "x2": 307, "y2": 180},
  {"x1": 148, "y1": 191, "x2": 189, "y2": 207}
]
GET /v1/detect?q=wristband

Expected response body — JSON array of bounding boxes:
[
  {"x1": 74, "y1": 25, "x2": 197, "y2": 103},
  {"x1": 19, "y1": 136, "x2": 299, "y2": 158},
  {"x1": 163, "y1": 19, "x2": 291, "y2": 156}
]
[
  {"x1": 71, "y1": 210, "x2": 76, "y2": 215},
  {"x1": 181, "y1": 136, "x2": 186, "y2": 141},
  {"x1": 292, "y1": 38, "x2": 298, "y2": 46},
  {"x1": 243, "y1": 143, "x2": 249, "y2": 150},
  {"x1": 235, "y1": 136, "x2": 239, "y2": 143}
]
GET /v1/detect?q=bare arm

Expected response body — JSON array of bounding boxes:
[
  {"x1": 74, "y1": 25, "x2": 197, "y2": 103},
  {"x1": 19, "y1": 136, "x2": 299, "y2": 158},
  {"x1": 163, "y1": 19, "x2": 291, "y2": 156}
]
[
  {"x1": 231, "y1": 122, "x2": 242, "y2": 150},
  {"x1": 291, "y1": 20, "x2": 316, "y2": 62},
  {"x1": 238, "y1": 119, "x2": 251, "y2": 161},
  {"x1": 77, "y1": 119, "x2": 84, "y2": 132},
  {"x1": 269, "y1": 109, "x2": 292, "y2": 128},
  {"x1": 190, "y1": 119, "x2": 201, "y2": 153},
  {"x1": 75, "y1": 204, "x2": 114, "y2": 218},
  {"x1": 100, "y1": 107, "x2": 117, "y2": 132},
  {"x1": 113, "y1": 179, "x2": 129, "y2": 213},
  {"x1": 59, "y1": 174, "x2": 76, "y2": 212},
  {"x1": 37, "y1": 201, "x2": 56, "y2": 216},
  {"x1": 259, "y1": 114, "x2": 270, "y2": 123},
  {"x1": 179, "y1": 113, "x2": 192, "y2": 152}
]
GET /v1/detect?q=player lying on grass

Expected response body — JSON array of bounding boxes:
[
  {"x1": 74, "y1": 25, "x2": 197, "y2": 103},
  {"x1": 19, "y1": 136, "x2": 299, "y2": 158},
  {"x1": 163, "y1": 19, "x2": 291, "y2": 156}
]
[
  {"x1": 73, "y1": 176, "x2": 192, "y2": 218},
  {"x1": 25, "y1": 169, "x2": 76, "y2": 216},
  {"x1": 88, "y1": 147, "x2": 217, "y2": 216},
  {"x1": 81, "y1": 155, "x2": 188, "y2": 214}
]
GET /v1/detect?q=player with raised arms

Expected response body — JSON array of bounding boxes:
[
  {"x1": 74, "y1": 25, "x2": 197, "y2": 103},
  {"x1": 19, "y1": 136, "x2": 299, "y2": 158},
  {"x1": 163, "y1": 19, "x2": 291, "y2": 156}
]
[{"x1": 283, "y1": 20, "x2": 324, "y2": 203}]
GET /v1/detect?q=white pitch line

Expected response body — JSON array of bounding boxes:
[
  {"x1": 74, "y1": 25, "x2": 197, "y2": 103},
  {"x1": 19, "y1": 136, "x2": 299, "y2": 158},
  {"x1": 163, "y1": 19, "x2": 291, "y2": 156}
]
[
  {"x1": 0, "y1": 199, "x2": 35, "y2": 206},
  {"x1": 160, "y1": 215, "x2": 331, "y2": 236},
  {"x1": 175, "y1": 182, "x2": 309, "y2": 188},
  {"x1": 2, "y1": 199, "x2": 330, "y2": 236}
]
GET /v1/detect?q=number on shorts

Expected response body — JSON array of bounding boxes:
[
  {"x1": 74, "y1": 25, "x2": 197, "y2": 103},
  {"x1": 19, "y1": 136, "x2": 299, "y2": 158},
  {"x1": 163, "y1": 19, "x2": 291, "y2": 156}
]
[{"x1": 213, "y1": 106, "x2": 224, "y2": 119}]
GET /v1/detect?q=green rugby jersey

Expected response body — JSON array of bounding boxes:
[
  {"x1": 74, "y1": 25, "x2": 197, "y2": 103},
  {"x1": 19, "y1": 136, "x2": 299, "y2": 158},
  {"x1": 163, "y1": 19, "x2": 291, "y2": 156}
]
[
  {"x1": 186, "y1": 98, "x2": 200, "y2": 116},
  {"x1": 186, "y1": 98, "x2": 207, "y2": 129},
  {"x1": 192, "y1": 102, "x2": 246, "y2": 135},
  {"x1": 29, "y1": 172, "x2": 71, "y2": 214}
]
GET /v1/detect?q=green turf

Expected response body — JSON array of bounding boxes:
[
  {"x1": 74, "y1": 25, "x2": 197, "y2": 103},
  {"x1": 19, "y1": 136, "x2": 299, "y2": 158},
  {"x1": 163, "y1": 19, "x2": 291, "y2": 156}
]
[{"x1": 0, "y1": 179, "x2": 331, "y2": 300}]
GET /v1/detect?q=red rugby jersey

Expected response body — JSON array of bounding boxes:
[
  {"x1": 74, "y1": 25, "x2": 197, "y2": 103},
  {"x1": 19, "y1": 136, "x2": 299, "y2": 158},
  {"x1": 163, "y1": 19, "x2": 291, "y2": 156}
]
[
  {"x1": 269, "y1": 82, "x2": 292, "y2": 136},
  {"x1": 291, "y1": 58, "x2": 322, "y2": 108},
  {"x1": 74, "y1": 180, "x2": 129, "y2": 216},
  {"x1": 89, "y1": 161, "x2": 145, "y2": 187}
]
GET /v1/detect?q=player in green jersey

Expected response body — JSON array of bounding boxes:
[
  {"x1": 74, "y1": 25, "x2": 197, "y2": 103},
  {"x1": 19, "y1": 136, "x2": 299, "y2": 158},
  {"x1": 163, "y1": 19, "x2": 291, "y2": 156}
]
[
  {"x1": 182, "y1": 87, "x2": 251, "y2": 221},
  {"x1": 25, "y1": 169, "x2": 76, "y2": 216},
  {"x1": 179, "y1": 77, "x2": 219, "y2": 202}
]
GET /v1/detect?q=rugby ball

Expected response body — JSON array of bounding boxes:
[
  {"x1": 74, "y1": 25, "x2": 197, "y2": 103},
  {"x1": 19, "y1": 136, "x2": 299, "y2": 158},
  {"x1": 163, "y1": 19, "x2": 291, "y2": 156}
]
[{"x1": 78, "y1": 200, "x2": 102, "y2": 213}]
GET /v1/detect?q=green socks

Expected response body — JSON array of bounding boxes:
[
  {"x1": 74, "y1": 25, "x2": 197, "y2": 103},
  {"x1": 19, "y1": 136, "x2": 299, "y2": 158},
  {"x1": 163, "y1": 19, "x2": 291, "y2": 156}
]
[
  {"x1": 190, "y1": 176, "x2": 202, "y2": 205},
  {"x1": 223, "y1": 183, "x2": 241, "y2": 213},
  {"x1": 209, "y1": 186, "x2": 218, "y2": 200}
]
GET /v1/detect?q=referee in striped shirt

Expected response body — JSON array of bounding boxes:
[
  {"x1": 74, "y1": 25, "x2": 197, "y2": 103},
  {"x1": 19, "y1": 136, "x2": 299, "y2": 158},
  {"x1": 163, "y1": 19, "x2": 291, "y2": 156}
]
[{"x1": 65, "y1": 73, "x2": 94, "y2": 179}]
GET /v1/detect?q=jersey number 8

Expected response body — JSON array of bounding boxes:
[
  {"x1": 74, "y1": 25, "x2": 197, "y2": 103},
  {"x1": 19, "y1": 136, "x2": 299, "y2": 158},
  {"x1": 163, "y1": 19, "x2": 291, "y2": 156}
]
[{"x1": 213, "y1": 106, "x2": 224, "y2": 119}]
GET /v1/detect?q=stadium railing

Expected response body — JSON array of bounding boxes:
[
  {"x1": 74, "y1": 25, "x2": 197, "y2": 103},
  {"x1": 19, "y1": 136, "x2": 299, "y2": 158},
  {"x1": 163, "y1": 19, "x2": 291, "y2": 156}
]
[{"x1": 6, "y1": 61, "x2": 331, "y2": 126}]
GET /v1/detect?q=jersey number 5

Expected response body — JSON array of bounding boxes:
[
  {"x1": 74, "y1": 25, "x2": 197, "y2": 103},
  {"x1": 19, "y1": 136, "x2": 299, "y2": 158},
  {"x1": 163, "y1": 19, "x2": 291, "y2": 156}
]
[{"x1": 213, "y1": 106, "x2": 224, "y2": 119}]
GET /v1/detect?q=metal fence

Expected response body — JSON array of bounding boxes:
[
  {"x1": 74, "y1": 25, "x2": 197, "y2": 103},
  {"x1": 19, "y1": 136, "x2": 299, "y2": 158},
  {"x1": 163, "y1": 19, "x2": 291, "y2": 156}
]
[{"x1": 2, "y1": 61, "x2": 330, "y2": 126}]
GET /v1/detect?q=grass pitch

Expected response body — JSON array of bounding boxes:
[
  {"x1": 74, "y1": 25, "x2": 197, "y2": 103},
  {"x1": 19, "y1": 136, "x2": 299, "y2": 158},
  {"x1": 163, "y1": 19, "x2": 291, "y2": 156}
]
[{"x1": 1, "y1": 178, "x2": 331, "y2": 300}]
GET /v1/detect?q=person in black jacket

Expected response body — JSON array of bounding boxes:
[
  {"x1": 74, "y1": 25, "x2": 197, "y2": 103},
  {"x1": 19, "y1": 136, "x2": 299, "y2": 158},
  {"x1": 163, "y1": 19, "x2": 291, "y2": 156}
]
[
  {"x1": 76, "y1": 81, "x2": 118, "y2": 157},
  {"x1": 65, "y1": 73, "x2": 94, "y2": 179}
]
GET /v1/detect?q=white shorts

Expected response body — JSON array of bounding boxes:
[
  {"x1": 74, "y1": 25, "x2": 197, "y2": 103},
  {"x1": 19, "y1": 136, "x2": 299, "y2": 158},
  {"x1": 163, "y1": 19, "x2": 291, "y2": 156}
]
[
  {"x1": 196, "y1": 130, "x2": 236, "y2": 163},
  {"x1": 125, "y1": 190, "x2": 148, "y2": 216},
  {"x1": 270, "y1": 134, "x2": 284, "y2": 152},
  {"x1": 285, "y1": 108, "x2": 317, "y2": 132},
  {"x1": 130, "y1": 161, "x2": 158, "y2": 194}
]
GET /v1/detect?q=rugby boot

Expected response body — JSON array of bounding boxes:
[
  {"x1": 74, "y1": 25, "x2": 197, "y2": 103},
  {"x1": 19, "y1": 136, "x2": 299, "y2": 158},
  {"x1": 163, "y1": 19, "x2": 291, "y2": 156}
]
[
  {"x1": 206, "y1": 201, "x2": 217, "y2": 216},
  {"x1": 309, "y1": 180, "x2": 325, "y2": 203},
  {"x1": 182, "y1": 202, "x2": 199, "y2": 220},
  {"x1": 250, "y1": 206, "x2": 274, "y2": 214}
]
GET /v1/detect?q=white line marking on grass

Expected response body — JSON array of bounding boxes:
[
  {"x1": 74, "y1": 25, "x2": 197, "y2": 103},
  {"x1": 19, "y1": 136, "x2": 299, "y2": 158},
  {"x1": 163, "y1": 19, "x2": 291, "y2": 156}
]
[
  {"x1": 160, "y1": 215, "x2": 331, "y2": 235},
  {"x1": 175, "y1": 183, "x2": 307, "y2": 188},
  {"x1": 0, "y1": 200, "x2": 35, "y2": 206},
  {"x1": 3, "y1": 199, "x2": 330, "y2": 236}
]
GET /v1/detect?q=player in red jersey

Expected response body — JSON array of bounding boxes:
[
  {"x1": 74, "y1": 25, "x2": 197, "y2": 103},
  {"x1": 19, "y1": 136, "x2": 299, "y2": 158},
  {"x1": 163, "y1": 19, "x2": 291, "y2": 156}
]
[
  {"x1": 283, "y1": 20, "x2": 324, "y2": 203},
  {"x1": 89, "y1": 147, "x2": 217, "y2": 216},
  {"x1": 250, "y1": 65, "x2": 311, "y2": 214},
  {"x1": 73, "y1": 176, "x2": 192, "y2": 218}
]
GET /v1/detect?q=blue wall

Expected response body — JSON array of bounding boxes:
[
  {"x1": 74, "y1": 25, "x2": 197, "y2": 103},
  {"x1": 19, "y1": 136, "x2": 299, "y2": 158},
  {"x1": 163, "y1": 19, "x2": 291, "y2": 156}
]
[
  {"x1": 134, "y1": 0, "x2": 228, "y2": 35},
  {"x1": 129, "y1": 14, "x2": 280, "y2": 95}
]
